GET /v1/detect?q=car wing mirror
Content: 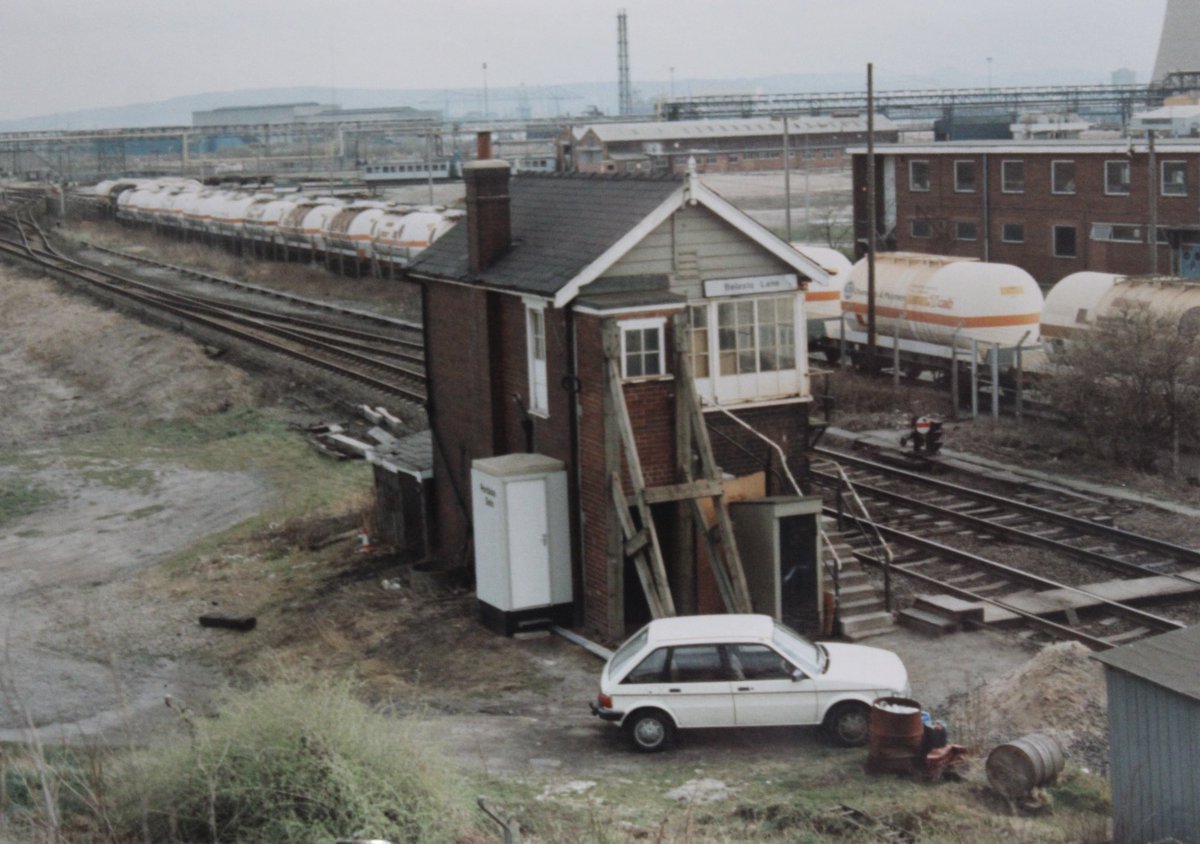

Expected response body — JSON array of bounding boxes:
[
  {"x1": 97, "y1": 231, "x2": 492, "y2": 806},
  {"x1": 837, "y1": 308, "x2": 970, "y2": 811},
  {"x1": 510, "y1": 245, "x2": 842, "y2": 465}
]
[{"x1": 791, "y1": 669, "x2": 807, "y2": 683}]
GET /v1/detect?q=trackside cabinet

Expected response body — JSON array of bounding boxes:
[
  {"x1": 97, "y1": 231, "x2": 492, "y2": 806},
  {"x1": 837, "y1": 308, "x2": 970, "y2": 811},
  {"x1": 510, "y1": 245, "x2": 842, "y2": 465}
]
[
  {"x1": 730, "y1": 496, "x2": 823, "y2": 637},
  {"x1": 471, "y1": 454, "x2": 572, "y2": 635}
]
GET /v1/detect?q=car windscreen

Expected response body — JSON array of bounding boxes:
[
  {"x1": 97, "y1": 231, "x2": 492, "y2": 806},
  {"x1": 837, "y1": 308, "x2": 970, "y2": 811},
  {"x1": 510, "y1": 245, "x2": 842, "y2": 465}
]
[
  {"x1": 771, "y1": 622, "x2": 823, "y2": 671},
  {"x1": 608, "y1": 625, "x2": 649, "y2": 679}
]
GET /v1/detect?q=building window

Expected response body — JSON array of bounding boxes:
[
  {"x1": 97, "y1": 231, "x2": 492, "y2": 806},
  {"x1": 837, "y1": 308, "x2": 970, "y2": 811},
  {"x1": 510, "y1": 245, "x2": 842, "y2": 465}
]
[
  {"x1": 526, "y1": 304, "x2": 548, "y2": 414},
  {"x1": 1053, "y1": 225, "x2": 1078, "y2": 258},
  {"x1": 688, "y1": 305, "x2": 710, "y2": 378},
  {"x1": 954, "y1": 160, "x2": 977, "y2": 192},
  {"x1": 1002, "y1": 223, "x2": 1025, "y2": 243},
  {"x1": 1105, "y1": 160, "x2": 1131, "y2": 195},
  {"x1": 620, "y1": 318, "x2": 665, "y2": 379},
  {"x1": 1052, "y1": 160, "x2": 1076, "y2": 194},
  {"x1": 1090, "y1": 223, "x2": 1144, "y2": 243},
  {"x1": 955, "y1": 221, "x2": 978, "y2": 241},
  {"x1": 911, "y1": 219, "x2": 932, "y2": 238},
  {"x1": 1001, "y1": 160, "x2": 1025, "y2": 193},
  {"x1": 717, "y1": 296, "x2": 795, "y2": 376},
  {"x1": 1162, "y1": 161, "x2": 1188, "y2": 196},
  {"x1": 690, "y1": 292, "x2": 802, "y2": 404},
  {"x1": 909, "y1": 160, "x2": 930, "y2": 191}
]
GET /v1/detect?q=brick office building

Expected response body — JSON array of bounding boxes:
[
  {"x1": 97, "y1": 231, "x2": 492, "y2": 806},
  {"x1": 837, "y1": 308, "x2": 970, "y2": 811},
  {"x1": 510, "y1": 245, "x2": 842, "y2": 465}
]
[
  {"x1": 851, "y1": 140, "x2": 1200, "y2": 285},
  {"x1": 408, "y1": 159, "x2": 831, "y2": 641}
]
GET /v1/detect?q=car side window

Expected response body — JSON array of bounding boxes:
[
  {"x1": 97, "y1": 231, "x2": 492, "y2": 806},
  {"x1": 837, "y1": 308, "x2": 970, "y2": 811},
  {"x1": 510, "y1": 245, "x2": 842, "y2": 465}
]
[
  {"x1": 622, "y1": 647, "x2": 669, "y2": 684},
  {"x1": 668, "y1": 645, "x2": 729, "y2": 682},
  {"x1": 729, "y1": 644, "x2": 795, "y2": 681}
]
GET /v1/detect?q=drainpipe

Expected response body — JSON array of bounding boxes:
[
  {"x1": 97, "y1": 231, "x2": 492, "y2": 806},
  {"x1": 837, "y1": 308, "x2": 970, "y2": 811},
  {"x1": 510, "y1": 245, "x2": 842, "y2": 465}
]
[
  {"x1": 982, "y1": 153, "x2": 990, "y2": 262},
  {"x1": 566, "y1": 306, "x2": 585, "y2": 627}
]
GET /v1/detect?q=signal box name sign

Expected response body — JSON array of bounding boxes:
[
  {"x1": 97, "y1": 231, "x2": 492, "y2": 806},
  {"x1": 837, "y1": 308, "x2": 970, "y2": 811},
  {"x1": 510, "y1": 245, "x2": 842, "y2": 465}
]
[{"x1": 704, "y1": 274, "x2": 798, "y2": 298}]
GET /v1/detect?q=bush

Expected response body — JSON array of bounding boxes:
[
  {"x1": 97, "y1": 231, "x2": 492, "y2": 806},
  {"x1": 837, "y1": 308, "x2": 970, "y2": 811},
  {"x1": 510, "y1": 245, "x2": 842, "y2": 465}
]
[
  {"x1": 110, "y1": 678, "x2": 473, "y2": 843},
  {"x1": 1045, "y1": 303, "x2": 1200, "y2": 471}
]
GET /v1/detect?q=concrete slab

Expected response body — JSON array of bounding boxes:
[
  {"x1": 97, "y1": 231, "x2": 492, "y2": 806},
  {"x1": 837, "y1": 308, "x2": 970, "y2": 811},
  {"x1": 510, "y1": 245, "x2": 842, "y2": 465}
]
[{"x1": 977, "y1": 567, "x2": 1200, "y2": 623}]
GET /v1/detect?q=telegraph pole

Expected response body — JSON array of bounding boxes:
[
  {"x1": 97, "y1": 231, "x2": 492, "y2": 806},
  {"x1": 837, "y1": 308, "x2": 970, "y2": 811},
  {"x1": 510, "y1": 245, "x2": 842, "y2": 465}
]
[{"x1": 866, "y1": 63, "x2": 878, "y2": 373}]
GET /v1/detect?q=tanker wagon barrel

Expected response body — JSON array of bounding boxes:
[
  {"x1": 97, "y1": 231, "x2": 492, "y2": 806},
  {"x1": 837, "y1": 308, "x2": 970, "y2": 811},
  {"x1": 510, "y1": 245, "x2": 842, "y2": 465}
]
[{"x1": 832, "y1": 252, "x2": 1044, "y2": 381}]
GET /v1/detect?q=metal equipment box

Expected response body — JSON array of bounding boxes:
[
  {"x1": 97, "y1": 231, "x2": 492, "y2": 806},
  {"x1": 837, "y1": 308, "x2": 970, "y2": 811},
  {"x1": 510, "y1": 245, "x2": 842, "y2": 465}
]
[{"x1": 471, "y1": 453, "x2": 572, "y2": 634}]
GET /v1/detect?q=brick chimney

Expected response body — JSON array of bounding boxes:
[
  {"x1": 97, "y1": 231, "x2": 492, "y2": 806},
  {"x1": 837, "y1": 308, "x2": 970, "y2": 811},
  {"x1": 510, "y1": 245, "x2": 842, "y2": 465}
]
[{"x1": 464, "y1": 132, "x2": 511, "y2": 274}]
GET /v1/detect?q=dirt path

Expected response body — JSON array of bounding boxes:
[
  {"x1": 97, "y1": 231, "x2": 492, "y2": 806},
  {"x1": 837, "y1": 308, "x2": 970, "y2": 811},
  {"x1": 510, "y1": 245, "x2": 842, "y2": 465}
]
[{"x1": 0, "y1": 267, "x2": 268, "y2": 743}]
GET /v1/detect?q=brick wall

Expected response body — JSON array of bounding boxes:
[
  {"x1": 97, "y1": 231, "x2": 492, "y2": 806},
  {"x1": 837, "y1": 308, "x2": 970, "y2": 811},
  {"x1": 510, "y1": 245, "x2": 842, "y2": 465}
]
[
  {"x1": 424, "y1": 282, "x2": 495, "y2": 565},
  {"x1": 858, "y1": 149, "x2": 1194, "y2": 285}
]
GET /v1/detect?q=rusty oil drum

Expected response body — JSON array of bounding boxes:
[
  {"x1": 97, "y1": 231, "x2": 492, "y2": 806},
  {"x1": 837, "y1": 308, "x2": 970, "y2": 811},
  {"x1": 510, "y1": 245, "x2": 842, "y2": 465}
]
[
  {"x1": 866, "y1": 696, "x2": 924, "y2": 774},
  {"x1": 986, "y1": 733, "x2": 1065, "y2": 798}
]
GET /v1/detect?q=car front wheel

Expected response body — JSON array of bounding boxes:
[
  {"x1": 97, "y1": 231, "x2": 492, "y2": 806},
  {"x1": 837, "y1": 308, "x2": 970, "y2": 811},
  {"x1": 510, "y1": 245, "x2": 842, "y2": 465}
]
[
  {"x1": 825, "y1": 702, "x2": 871, "y2": 747},
  {"x1": 625, "y1": 709, "x2": 675, "y2": 753}
]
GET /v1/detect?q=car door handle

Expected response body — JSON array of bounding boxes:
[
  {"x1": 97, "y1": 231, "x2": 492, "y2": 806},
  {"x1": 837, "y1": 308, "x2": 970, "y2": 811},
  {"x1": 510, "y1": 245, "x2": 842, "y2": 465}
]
[
  {"x1": 668, "y1": 688, "x2": 681, "y2": 693},
  {"x1": 737, "y1": 686, "x2": 752, "y2": 691}
]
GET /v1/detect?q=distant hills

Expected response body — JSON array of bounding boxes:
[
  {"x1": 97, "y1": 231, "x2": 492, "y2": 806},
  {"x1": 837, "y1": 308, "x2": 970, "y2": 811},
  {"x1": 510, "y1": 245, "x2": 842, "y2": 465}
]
[{"x1": 0, "y1": 67, "x2": 1125, "y2": 132}]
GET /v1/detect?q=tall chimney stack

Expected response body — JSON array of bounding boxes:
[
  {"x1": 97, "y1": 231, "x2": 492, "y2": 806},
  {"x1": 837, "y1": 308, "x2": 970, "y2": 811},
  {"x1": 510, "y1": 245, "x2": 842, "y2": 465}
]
[{"x1": 463, "y1": 132, "x2": 510, "y2": 274}]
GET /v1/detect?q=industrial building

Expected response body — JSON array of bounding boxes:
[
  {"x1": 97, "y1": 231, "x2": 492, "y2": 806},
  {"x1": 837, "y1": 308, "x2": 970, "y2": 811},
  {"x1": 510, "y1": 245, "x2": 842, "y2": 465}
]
[
  {"x1": 191, "y1": 102, "x2": 439, "y2": 128},
  {"x1": 563, "y1": 116, "x2": 898, "y2": 176},
  {"x1": 407, "y1": 154, "x2": 831, "y2": 640},
  {"x1": 851, "y1": 140, "x2": 1200, "y2": 284},
  {"x1": 1093, "y1": 625, "x2": 1200, "y2": 844}
]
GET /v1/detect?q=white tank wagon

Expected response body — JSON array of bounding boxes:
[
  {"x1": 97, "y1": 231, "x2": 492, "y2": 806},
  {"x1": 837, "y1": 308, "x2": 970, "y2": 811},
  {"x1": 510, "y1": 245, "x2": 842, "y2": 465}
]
[
  {"x1": 371, "y1": 207, "x2": 463, "y2": 271},
  {"x1": 243, "y1": 196, "x2": 300, "y2": 257},
  {"x1": 1040, "y1": 272, "x2": 1123, "y2": 355},
  {"x1": 209, "y1": 192, "x2": 270, "y2": 242},
  {"x1": 830, "y1": 252, "x2": 1044, "y2": 376},
  {"x1": 791, "y1": 243, "x2": 853, "y2": 342},
  {"x1": 323, "y1": 202, "x2": 389, "y2": 267},
  {"x1": 79, "y1": 179, "x2": 462, "y2": 276},
  {"x1": 277, "y1": 198, "x2": 344, "y2": 260}
]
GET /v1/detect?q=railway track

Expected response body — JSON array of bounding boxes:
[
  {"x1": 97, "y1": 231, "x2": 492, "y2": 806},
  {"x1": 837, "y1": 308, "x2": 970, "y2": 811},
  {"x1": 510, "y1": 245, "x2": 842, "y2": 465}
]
[
  {"x1": 813, "y1": 445, "x2": 1198, "y2": 649},
  {"x1": 0, "y1": 210, "x2": 428, "y2": 405}
]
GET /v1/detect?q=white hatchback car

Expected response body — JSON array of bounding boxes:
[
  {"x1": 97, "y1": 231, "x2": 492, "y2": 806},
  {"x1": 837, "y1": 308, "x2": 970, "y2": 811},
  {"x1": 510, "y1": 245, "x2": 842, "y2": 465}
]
[{"x1": 590, "y1": 614, "x2": 910, "y2": 752}]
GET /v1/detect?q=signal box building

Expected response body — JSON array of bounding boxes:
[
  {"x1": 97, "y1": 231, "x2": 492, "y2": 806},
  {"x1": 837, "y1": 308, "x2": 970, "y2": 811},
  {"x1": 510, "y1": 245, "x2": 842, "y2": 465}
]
[
  {"x1": 408, "y1": 162, "x2": 830, "y2": 641},
  {"x1": 851, "y1": 140, "x2": 1200, "y2": 285}
]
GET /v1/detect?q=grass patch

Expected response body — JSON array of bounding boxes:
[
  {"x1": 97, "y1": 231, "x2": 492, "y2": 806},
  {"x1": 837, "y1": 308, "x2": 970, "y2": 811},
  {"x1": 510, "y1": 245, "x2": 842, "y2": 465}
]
[
  {"x1": 0, "y1": 477, "x2": 59, "y2": 527},
  {"x1": 109, "y1": 677, "x2": 476, "y2": 843},
  {"x1": 471, "y1": 754, "x2": 1112, "y2": 843}
]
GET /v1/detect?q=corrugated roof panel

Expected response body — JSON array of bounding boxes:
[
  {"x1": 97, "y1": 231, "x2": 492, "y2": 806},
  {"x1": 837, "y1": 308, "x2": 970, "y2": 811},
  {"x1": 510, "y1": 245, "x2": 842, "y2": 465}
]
[{"x1": 1093, "y1": 624, "x2": 1200, "y2": 701}]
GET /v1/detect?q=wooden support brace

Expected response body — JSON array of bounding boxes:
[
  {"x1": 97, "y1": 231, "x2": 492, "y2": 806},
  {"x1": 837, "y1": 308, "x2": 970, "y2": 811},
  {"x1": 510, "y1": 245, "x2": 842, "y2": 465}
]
[{"x1": 612, "y1": 477, "x2": 668, "y2": 619}]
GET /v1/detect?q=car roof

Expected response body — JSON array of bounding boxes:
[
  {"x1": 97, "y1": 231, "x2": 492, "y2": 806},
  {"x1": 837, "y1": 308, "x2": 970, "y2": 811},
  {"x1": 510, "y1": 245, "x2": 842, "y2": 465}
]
[{"x1": 643, "y1": 613, "x2": 776, "y2": 645}]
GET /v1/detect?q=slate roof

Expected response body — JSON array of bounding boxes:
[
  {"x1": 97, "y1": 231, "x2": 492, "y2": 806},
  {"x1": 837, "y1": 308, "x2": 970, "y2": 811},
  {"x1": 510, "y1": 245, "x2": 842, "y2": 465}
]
[
  {"x1": 1092, "y1": 624, "x2": 1200, "y2": 702},
  {"x1": 409, "y1": 172, "x2": 682, "y2": 298},
  {"x1": 367, "y1": 429, "x2": 433, "y2": 480}
]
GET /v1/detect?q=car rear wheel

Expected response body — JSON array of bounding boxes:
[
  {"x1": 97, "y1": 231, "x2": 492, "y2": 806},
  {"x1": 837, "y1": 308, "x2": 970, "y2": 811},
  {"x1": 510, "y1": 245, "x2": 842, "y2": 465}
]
[
  {"x1": 625, "y1": 709, "x2": 675, "y2": 753},
  {"x1": 825, "y1": 702, "x2": 871, "y2": 747}
]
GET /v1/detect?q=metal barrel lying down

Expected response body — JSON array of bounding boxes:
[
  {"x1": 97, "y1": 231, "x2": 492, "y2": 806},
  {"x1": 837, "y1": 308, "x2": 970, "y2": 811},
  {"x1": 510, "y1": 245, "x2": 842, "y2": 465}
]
[
  {"x1": 866, "y1": 696, "x2": 924, "y2": 774},
  {"x1": 985, "y1": 733, "x2": 1065, "y2": 798}
]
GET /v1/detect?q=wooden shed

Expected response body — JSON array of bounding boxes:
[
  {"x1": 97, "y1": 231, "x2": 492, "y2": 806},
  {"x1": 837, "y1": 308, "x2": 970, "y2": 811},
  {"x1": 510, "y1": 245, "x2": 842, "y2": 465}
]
[{"x1": 1092, "y1": 624, "x2": 1200, "y2": 844}]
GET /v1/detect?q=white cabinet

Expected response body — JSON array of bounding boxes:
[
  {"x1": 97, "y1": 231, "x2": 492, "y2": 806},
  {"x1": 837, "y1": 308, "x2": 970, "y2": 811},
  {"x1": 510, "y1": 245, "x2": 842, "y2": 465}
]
[{"x1": 471, "y1": 453, "x2": 572, "y2": 634}]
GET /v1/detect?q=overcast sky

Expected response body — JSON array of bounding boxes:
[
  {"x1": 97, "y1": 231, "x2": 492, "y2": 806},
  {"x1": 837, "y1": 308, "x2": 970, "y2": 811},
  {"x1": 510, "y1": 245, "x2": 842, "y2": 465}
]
[{"x1": 0, "y1": 0, "x2": 1170, "y2": 121}]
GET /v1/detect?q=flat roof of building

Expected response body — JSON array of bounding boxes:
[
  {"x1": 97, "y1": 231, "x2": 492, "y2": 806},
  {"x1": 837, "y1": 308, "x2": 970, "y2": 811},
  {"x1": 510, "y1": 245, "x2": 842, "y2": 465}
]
[{"x1": 849, "y1": 139, "x2": 1200, "y2": 155}]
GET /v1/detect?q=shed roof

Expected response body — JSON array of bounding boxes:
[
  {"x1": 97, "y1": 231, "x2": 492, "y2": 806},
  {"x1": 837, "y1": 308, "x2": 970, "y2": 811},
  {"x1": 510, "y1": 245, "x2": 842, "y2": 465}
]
[
  {"x1": 409, "y1": 169, "x2": 831, "y2": 306},
  {"x1": 367, "y1": 429, "x2": 433, "y2": 481},
  {"x1": 1092, "y1": 624, "x2": 1200, "y2": 702}
]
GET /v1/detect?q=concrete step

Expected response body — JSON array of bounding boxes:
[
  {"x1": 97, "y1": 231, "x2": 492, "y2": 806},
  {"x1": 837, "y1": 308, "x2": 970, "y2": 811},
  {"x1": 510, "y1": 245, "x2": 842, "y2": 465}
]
[
  {"x1": 898, "y1": 607, "x2": 959, "y2": 636},
  {"x1": 840, "y1": 596, "x2": 886, "y2": 614},
  {"x1": 840, "y1": 610, "x2": 896, "y2": 640}
]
